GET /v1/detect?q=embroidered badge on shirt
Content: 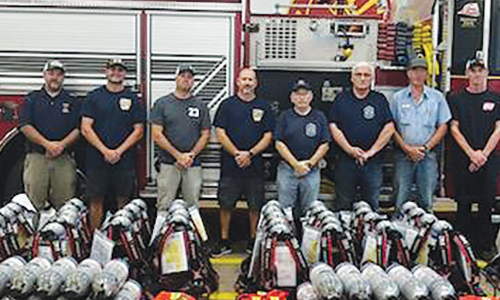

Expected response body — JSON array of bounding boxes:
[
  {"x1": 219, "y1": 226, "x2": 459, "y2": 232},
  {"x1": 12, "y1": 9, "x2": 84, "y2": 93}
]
[
  {"x1": 119, "y1": 98, "x2": 132, "y2": 111},
  {"x1": 483, "y1": 101, "x2": 496, "y2": 112},
  {"x1": 363, "y1": 105, "x2": 375, "y2": 120},
  {"x1": 252, "y1": 108, "x2": 264, "y2": 122},
  {"x1": 61, "y1": 102, "x2": 71, "y2": 114},
  {"x1": 305, "y1": 123, "x2": 317, "y2": 137},
  {"x1": 187, "y1": 107, "x2": 200, "y2": 118}
]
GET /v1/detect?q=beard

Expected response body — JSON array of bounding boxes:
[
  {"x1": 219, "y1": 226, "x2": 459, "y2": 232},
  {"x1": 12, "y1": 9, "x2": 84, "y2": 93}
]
[
  {"x1": 46, "y1": 80, "x2": 62, "y2": 92},
  {"x1": 108, "y1": 77, "x2": 124, "y2": 84},
  {"x1": 242, "y1": 86, "x2": 253, "y2": 94}
]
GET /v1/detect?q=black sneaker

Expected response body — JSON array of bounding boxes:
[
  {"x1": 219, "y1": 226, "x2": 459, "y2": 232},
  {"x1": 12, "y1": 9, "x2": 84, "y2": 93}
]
[
  {"x1": 246, "y1": 239, "x2": 255, "y2": 254},
  {"x1": 479, "y1": 248, "x2": 496, "y2": 262},
  {"x1": 212, "y1": 239, "x2": 232, "y2": 257}
]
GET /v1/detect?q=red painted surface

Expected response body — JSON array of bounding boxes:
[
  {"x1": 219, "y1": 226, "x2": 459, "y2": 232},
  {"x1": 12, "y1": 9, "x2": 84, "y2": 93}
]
[
  {"x1": 136, "y1": 10, "x2": 149, "y2": 190},
  {"x1": 243, "y1": 0, "x2": 251, "y2": 67},
  {"x1": 0, "y1": 96, "x2": 23, "y2": 142},
  {"x1": 376, "y1": 69, "x2": 408, "y2": 87},
  {"x1": 234, "y1": 12, "x2": 243, "y2": 80}
]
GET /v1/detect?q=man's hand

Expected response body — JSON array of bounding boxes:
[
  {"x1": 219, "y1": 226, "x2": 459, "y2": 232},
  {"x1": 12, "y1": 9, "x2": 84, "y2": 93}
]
[
  {"x1": 176, "y1": 152, "x2": 195, "y2": 170},
  {"x1": 235, "y1": 151, "x2": 252, "y2": 168},
  {"x1": 469, "y1": 149, "x2": 488, "y2": 168},
  {"x1": 348, "y1": 146, "x2": 366, "y2": 166},
  {"x1": 294, "y1": 160, "x2": 311, "y2": 176},
  {"x1": 361, "y1": 149, "x2": 377, "y2": 163},
  {"x1": 403, "y1": 145, "x2": 426, "y2": 162},
  {"x1": 45, "y1": 141, "x2": 65, "y2": 159},
  {"x1": 102, "y1": 148, "x2": 121, "y2": 164},
  {"x1": 348, "y1": 146, "x2": 365, "y2": 160}
]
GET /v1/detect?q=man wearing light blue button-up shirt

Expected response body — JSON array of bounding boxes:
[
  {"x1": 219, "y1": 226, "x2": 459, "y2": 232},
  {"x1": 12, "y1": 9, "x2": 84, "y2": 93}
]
[{"x1": 390, "y1": 58, "x2": 451, "y2": 213}]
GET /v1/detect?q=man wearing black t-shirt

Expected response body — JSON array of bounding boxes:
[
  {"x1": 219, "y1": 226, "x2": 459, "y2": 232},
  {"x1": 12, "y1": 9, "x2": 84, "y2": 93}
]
[
  {"x1": 81, "y1": 59, "x2": 146, "y2": 232},
  {"x1": 329, "y1": 62, "x2": 395, "y2": 211},
  {"x1": 213, "y1": 68, "x2": 275, "y2": 256},
  {"x1": 449, "y1": 57, "x2": 500, "y2": 258}
]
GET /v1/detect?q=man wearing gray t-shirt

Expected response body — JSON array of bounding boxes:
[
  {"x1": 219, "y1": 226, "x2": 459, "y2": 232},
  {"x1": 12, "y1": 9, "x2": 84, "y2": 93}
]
[{"x1": 151, "y1": 64, "x2": 211, "y2": 210}]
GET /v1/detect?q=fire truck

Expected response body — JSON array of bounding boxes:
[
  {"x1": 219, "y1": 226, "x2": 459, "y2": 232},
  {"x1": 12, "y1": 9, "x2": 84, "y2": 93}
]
[{"x1": 0, "y1": 0, "x2": 499, "y2": 211}]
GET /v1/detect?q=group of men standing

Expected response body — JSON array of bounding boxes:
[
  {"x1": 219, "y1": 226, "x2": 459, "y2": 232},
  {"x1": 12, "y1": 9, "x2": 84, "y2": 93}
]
[{"x1": 18, "y1": 55, "x2": 500, "y2": 259}]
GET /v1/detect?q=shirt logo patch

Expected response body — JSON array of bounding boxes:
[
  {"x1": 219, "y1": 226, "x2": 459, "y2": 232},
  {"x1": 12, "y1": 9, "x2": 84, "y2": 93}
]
[
  {"x1": 483, "y1": 101, "x2": 495, "y2": 112},
  {"x1": 187, "y1": 107, "x2": 200, "y2": 118},
  {"x1": 61, "y1": 102, "x2": 71, "y2": 114},
  {"x1": 119, "y1": 98, "x2": 132, "y2": 111},
  {"x1": 363, "y1": 105, "x2": 375, "y2": 120},
  {"x1": 305, "y1": 123, "x2": 317, "y2": 137},
  {"x1": 252, "y1": 108, "x2": 264, "y2": 122}
]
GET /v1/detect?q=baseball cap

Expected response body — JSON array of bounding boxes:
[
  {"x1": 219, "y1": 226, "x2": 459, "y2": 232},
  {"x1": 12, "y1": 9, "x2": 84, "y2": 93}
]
[
  {"x1": 466, "y1": 57, "x2": 487, "y2": 70},
  {"x1": 43, "y1": 60, "x2": 65, "y2": 72},
  {"x1": 107, "y1": 58, "x2": 127, "y2": 70},
  {"x1": 292, "y1": 79, "x2": 312, "y2": 92},
  {"x1": 407, "y1": 57, "x2": 427, "y2": 70},
  {"x1": 176, "y1": 63, "x2": 196, "y2": 76}
]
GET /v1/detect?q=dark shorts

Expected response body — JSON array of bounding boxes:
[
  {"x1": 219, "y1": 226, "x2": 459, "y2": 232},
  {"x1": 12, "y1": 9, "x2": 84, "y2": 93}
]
[
  {"x1": 218, "y1": 176, "x2": 266, "y2": 210},
  {"x1": 86, "y1": 167, "x2": 136, "y2": 198}
]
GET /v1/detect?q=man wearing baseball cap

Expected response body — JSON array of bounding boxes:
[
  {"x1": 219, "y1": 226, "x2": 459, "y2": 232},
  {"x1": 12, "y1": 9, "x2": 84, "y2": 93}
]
[
  {"x1": 18, "y1": 60, "x2": 81, "y2": 212},
  {"x1": 390, "y1": 57, "x2": 451, "y2": 213},
  {"x1": 81, "y1": 58, "x2": 146, "y2": 232},
  {"x1": 275, "y1": 80, "x2": 330, "y2": 214},
  {"x1": 449, "y1": 55, "x2": 500, "y2": 259},
  {"x1": 151, "y1": 63, "x2": 211, "y2": 210}
]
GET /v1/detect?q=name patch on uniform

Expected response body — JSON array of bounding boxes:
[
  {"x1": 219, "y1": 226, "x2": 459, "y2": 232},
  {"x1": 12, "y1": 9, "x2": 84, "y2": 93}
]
[
  {"x1": 252, "y1": 108, "x2": 264, "y2": 122},
  {"x1": 187, "y1": 107, "x2": 200, "y2": 118},
  {"x1": 402, "y1": 104, "x2": 411, "y2": 109},
  {"x1": 483, "y1": 101, "x2": 496, "y2": 112},
  {"x1": 363, "y1": 105, "x2": 375, "y2": 120},
  {"x1": 305, "y1": 123, "x2": 317, "y2": 137},
  {"x1": 119, "y1": 98, "x2": 132, "y2": 111},
  {"x1": 62, "y1": 102, "x2": 71, "y2": 114}
]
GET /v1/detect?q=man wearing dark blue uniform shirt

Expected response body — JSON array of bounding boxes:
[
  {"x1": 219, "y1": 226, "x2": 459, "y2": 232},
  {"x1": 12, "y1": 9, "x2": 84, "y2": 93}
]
[
  {"x1": 329, "y1": 62, "x2": 395, "y2": 211},
  {"x1": 275, "y1": 80, "x2": 330, "y2": 214},
  {"x1": 213, "y1": 68, "x2": 275, "y2": 256},
  {"x1": 18, "y1": 60, "x2": 81, "y2": 212},
  {"x1": 81, "y1": 58, "x2": 146, "y2": 232}
]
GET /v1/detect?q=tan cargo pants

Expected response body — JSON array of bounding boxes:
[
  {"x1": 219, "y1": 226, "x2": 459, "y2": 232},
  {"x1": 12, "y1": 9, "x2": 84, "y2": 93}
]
[{"x1": 23, "y1": 152, "x2": 76, "y2": 210}]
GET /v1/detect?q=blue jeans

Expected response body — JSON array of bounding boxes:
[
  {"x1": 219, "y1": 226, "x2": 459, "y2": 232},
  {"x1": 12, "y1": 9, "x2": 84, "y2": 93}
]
[
  {"x1": 277, "y1": 161, "x2": 320, "y2": 213},
  {"x1": 393, "y1": 150, "x2": 438, "y2": 213},
  {"x1": 334, "y1": 154, "x2": 383, "y2": 211}
]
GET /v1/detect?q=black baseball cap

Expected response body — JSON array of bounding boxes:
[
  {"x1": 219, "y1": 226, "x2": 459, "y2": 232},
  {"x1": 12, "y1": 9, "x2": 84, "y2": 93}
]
[
  {"x1": 43, "y1": 60, "x2": 65, "y2": 73},
  {"x1": 466, "y1": 57, "x2": 487, "y2": 70},
  {"x1": 107, "y1": 58, "x2": 127, "y2": 70},
  {"x1": 292, "y1": 79, "x2": 312, "y2": 92},
  {"x1": 176, "y1": 63, "x2": 196, "y2": 76}
]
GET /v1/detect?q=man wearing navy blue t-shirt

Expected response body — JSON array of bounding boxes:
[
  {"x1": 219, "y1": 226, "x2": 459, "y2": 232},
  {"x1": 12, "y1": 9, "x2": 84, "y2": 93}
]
[
  {"x1": 212, "y1": 68, "x2": 275, "y2": 256},
  {"x1": 275, "y1": 80, "x2": 330, "y2": 214},
  {"x1": 81, "y1": 58, "x2": 146, "y2": 232},
  {"x1": 329, "y1": 62, "x2": 395, "y2": 211},
  {"x1": 18, "y1": 60, "x2": 81, "y2": 211}
]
